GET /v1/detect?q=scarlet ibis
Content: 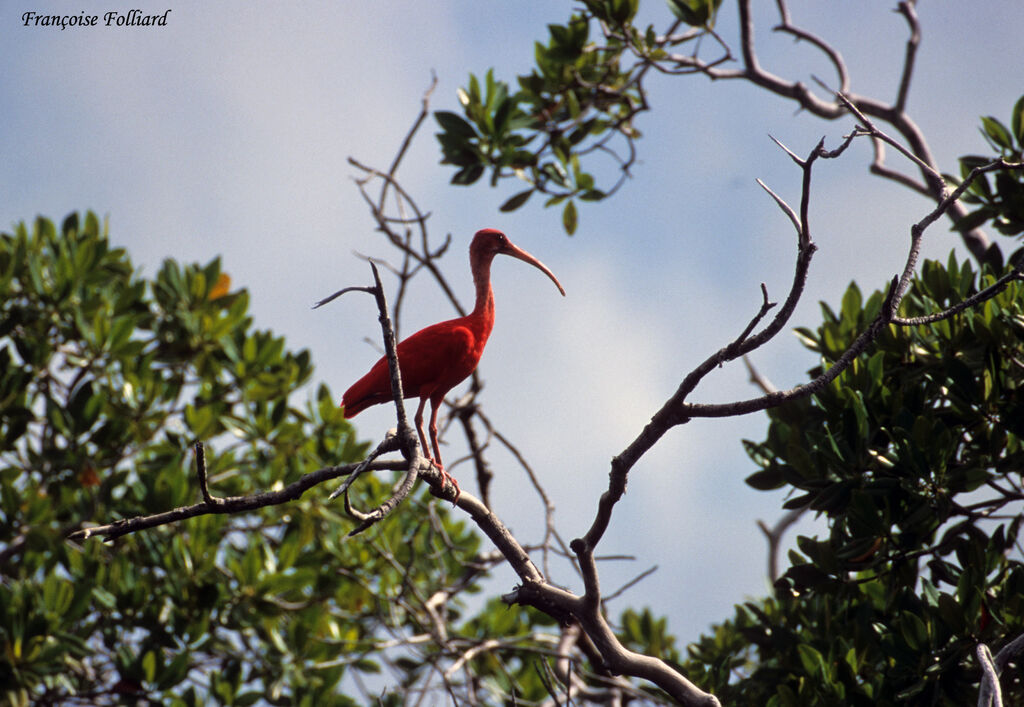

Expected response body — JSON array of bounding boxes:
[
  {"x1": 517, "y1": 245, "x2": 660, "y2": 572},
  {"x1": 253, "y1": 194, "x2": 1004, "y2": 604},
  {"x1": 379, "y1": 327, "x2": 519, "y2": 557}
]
[{"x1": 342, "y1": 228, "x2": 565, "y2": 499}]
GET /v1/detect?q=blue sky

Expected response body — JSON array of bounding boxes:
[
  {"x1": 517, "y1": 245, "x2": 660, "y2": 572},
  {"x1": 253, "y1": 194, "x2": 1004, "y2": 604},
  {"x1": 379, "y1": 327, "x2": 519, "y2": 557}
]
[{"x1": 5, "y1": 0, "x2": 1024, "y2": 654}]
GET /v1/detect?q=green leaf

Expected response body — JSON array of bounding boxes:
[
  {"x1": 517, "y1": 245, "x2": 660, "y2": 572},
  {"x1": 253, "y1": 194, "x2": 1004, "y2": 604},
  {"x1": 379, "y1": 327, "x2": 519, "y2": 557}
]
[
  {"x1": 185, "y1": 403, "x2": 216, "y2": 437},
  {"x1": 451, "y1": 164, "x2": 485, "y2": 185},
  {"x1": 796, "y1": 643, "x2": 826, "y2": 677},
  {"x1": 840, "y1": 283, "x2": 862, "y2": 323},
  {"x1": 792, "y1": 326, "x2": 820, "y2": 351},
  {"x1": 896, "y1": 679, "x2": 928, "y2": 700},
  {"x1": 981, "y1": 115, "x2": 1014, "y2": 151},
  {"x1": 562, "y1": 199, "x2": 578, "y2": 235},
  {"x1": 434, "y1": 111, "x2": 477, "y2": 139},
  {"x1": 613, "y1": 0, "x2": 640, "y2": 24},
  {"x1": 493, "y1": 98, "x2": 513, "y2": 136},
  {"x1": 898, "y1": 611, "x2": 929, "y2": 651},
  {"x1": 782, "y1": 562, "x2": 829, "y2": 589},
  {"x1": 91, "y1": 586, "x2": 117, "y2": 609},
  {"x1": 665, "y1": 0, "x2": 722, "y2": 27},
  {"x1": 142, "y1": 650, "x2": 158, "y2": 683},
  {"x1": 499, "y1": 189, "x2": 534, "y2": 212},
  {"x1": 1012, "y1": 94, "x2": 1024, "y2": 144},
  {"x1": 745, "y1": 467, "x2": 785, "y2": 491}
]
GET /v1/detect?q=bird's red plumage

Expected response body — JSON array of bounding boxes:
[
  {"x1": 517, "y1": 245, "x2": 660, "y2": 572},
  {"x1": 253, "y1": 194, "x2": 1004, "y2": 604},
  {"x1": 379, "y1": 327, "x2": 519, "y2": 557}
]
[{"x1": 341, "y1": 313, "x2": 490, "y2": 418}]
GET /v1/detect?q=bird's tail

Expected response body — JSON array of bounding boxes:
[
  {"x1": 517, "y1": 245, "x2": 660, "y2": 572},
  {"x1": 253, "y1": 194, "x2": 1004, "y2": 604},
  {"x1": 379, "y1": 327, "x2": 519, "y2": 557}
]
[
  {"x1": 340, "y1": 393, "x2": 377, "y2": 418},
  {"x1": 341, "y1": 364, "x2": 392, "y2": 418}
]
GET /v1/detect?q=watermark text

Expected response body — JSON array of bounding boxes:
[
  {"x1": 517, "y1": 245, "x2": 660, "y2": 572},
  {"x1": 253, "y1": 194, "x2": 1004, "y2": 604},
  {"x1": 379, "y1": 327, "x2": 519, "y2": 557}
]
[{"x1": 21, "y1": 10, "x2": 172, "y2": 29}]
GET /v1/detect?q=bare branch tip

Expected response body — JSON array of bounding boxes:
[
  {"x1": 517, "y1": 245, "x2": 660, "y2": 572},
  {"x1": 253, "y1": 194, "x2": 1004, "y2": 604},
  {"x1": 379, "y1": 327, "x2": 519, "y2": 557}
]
[
  {"x1": 195, "y1": 441, "x2": 218, "y2": 506},
  {"x1": 810, "y1": 74, "x2": 834, "y2": 96},
  {"x1": 342, "y1": 489, "x2": 372, "y2": 522},
  {"x1": 766, "y1": 134, "x2": 803, "y2": 165},
  {"x1": 312, "y1": 284, "x2": 377, "y2": 310}
]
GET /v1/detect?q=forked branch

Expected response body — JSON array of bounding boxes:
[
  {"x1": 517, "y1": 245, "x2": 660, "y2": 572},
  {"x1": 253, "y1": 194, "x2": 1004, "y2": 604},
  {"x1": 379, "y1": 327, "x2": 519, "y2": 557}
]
[
  {"x1": 581, "y1": 133, "x2": 1022, "y2": 569},
  {"x1": 602, "y1": 0, "x2": 992, "y2": 259}
]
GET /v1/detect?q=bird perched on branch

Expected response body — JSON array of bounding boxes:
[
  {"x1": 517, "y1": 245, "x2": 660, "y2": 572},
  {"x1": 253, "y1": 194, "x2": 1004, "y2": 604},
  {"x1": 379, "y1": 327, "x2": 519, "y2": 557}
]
[{"x1": 342, "y1": 228, "x2": 565, "y2": 500}]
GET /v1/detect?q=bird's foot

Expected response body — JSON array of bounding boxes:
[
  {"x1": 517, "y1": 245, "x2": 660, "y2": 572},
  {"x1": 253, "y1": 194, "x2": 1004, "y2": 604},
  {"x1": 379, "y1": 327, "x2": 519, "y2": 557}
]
[{"x1": 432, "y1": 462, "x2": 461, "y2": 505}]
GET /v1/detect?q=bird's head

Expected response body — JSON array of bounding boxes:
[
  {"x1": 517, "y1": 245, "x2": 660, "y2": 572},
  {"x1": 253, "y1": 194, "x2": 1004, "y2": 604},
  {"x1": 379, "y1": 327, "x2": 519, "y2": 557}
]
[{"x1": 471, "y1": 228, "x2": 566, "y2": 296}]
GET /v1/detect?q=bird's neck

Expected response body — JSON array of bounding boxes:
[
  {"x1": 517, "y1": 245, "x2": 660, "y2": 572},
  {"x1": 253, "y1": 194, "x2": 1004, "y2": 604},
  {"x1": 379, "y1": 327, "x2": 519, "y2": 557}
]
[{"x1": 470, "y1": 255, "x2": 496, "y2": 327}]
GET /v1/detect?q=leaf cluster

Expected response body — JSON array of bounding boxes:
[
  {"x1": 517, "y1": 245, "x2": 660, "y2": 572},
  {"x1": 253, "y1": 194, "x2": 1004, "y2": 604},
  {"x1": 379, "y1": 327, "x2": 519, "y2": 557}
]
[
  {"x1": 435, "y1": 0, "x2": 721, "y2": 235},
  {"x1": 684, "y1": 252, "x2": 1024, "y2": 705},
  {"x1": 0, "y1": 214, "x2": 496, "y2": 705},
  {"x1": 953, "y1": 95, "x2": 1024, "y2": 240}
]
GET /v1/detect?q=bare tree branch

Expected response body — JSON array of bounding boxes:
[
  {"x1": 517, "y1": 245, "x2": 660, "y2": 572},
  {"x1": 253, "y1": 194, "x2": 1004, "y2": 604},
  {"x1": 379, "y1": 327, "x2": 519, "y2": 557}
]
[
  {"x1": 893, "y1": 0, "x2": 921, "y2": 114},
  {"x1": 66, "y1": 457, "x2": 406, "y2": 542},
  {"x1": 604, "y1": 0, "x2": 994, "y2": 259},
  {"x1": 978, "y1": 642, "x2": 1004, "y2": 707},
  {"x1": 772, "y1": 0, "x2": 850, "y2": 95},
  {"x1": 677, "y1": 157, "x2": 1022, "y2": 421}
]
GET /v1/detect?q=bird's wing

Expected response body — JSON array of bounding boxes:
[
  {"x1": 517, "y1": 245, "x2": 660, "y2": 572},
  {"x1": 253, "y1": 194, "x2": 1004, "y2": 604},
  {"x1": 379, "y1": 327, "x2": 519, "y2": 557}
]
[
  {"x1": 342, "y1": 319, "x2": 480, "y2": 416},
  {"x1": 395, "y1": 320, "x2": 480, "y2": 399}
]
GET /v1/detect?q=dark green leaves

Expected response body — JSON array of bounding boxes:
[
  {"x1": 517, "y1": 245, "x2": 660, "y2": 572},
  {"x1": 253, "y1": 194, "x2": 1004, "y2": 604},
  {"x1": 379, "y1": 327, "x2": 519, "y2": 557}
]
[
  {"x1": 434, "y1": 110, "x2": 477, "y2": 139},
  {"x1": 953, "y1": 94, "x2": 1024, "y2": 239},
  {"x1": 583, "y1": 0, "x2": 639, "y2": 25},
  {"x1": 436, "y1": 11, "x2": 669, "y2": 235},
  {"x1": 435, "y1": 2, "x2": 732, "y2": 234},
  {"x1": 0, "y1": 212, "x2": 501, "y2": 705},
  {"x1": 499, "y1": 188, "x2": 533, "y2": 212},
  {"x1": 666, "y1": 0, "x2": 723, "y2": 28},
  {"x1": 722, "y1": 252, "x2": 1024, "y2": 705},
  {"x1": 617, "y1": 608, "x2": 681, "y2": 663}
]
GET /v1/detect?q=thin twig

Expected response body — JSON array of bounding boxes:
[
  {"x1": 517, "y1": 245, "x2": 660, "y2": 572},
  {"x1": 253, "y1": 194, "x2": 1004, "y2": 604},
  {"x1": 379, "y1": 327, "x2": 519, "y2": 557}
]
[
  {"x1": 743, "y1": 355, "x2": 777, "y2": 395},
  {"x1": 757, "y1": 508, "x2": 806, "y2": 583},
  {"x1": 194, "y1": 441, "x2": 222, "y2": 506},
  {"x1": 312, "y1": 285, "x2": 376, "y2": 310},
  {"x1": 604, "y1": 565, "x2": 658, "y2": 602},
  {"x1": 892, "y1": 263, "x2": 1024, "y2": 326},
  {"x1": 348, "y1": 465, "x2": 422, "y2": 536}
]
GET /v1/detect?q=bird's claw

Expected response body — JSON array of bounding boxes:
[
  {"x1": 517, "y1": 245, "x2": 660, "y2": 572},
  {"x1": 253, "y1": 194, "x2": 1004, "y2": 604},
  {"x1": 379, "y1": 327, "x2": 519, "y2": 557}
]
[{"x1": 432, "y1": 461, "x2": 461, "y2": 506}]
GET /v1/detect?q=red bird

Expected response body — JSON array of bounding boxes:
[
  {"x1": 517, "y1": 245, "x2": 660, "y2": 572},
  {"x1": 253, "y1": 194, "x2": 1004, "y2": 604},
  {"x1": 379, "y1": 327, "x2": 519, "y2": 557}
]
[{"x1": 342, "y1": 228, "x2": 565, "y2": 498}]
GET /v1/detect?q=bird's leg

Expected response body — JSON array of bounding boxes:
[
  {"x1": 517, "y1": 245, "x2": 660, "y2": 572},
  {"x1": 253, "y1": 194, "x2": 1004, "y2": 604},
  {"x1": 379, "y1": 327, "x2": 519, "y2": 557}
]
[
  {"x1": 413, "y1": 397, "x2": 432, "y2": 461},
  {"x1": 428, "y1": 398, "x2": 460, "y2": 504},
  {"x1": 412, "y1": 397, "x2": 459, "y2": 503}
]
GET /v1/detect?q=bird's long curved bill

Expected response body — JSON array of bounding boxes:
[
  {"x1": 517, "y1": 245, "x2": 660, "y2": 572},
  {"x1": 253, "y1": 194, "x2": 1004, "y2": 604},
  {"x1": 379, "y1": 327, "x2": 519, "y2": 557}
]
[{"x1": 503, "y1": 243, "x2": 566, "y2": 296}]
